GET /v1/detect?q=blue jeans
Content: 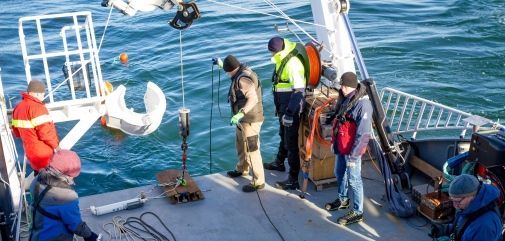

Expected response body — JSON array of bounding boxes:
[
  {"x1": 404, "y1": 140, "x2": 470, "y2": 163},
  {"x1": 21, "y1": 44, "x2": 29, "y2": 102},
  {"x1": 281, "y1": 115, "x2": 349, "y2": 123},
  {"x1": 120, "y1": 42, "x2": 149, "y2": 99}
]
[{"x1": 334, "y1": 154, "x2": 363, "y2": 215}]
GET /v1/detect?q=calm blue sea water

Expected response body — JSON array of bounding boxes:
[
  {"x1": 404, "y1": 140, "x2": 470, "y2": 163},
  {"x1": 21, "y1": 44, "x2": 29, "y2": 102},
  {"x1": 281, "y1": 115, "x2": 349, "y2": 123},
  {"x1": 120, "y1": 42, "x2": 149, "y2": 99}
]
[{"x1": 0, "y1": 0, "x2": 504, "y2": 197}]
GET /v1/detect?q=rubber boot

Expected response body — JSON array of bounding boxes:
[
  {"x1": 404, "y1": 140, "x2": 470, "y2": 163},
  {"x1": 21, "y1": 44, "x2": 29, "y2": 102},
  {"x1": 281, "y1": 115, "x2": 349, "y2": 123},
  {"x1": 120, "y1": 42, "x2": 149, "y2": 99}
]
[
  {"x1": 274, "y1": 176, "x2": 299, "y2": 190},
  {"x1": 263, "y1": 156, "x2": 286, "y2": 172}
]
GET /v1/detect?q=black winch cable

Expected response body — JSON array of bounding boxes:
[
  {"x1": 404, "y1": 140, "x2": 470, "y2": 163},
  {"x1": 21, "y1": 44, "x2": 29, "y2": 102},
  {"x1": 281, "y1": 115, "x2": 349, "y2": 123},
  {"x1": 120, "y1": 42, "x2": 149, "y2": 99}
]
[
  {"x1": 210, "y1": 63, "x2": 284, "y2": 240},
  {"x1": 210, "y1": 63, "x2": 215, "y2": 173},
  {"x1": 237, "y1": 122, "x2": 285, "y2": 241},
  {"x1": 123, "y1": 212, "x2": 177, "y2": 241},
  {"x1": 210, "y1": 63, "x2": 231, "y2": 173}
]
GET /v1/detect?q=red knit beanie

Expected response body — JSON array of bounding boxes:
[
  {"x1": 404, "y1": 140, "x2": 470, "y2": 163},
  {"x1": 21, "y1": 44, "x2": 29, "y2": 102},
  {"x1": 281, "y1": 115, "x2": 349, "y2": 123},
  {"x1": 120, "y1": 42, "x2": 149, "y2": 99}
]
[{"x1": 49, "y1": 150, "x2": 81, "y2": 177}]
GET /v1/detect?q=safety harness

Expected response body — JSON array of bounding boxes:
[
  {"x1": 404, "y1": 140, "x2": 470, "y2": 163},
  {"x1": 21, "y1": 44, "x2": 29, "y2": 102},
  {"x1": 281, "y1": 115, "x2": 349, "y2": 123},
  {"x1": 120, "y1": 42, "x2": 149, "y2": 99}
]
[
  {"x1": 331, "y1": 88, "x2": 369, "y2": 131},
  {"x1": 29, "y1": 181, "x2": 62, "y2": 240},
  {"x1": 272, "y1": 48, "x2": 299, "y2": 87},
  {"x1": 32, "y1": 182, "x2": 62, "y2": 222}
]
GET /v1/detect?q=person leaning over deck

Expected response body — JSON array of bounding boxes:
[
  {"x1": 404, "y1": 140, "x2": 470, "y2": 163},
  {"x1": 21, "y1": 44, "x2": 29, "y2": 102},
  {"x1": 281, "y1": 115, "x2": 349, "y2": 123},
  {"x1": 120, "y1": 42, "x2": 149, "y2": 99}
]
[
  {"x1": 220, "y1": 55, "x2": 266, "y2": 193},
  {"x1": 263, "y1": 36, "x2": 306, "y2": 190},
  {"x1": 29, "y1": 150, "x2": 99, "y2": 241},
  {"x1": 324, "y1": 72, "x2": 372, "y2": 225},
  {"x1": 428, "y1": 174, "x2": 503, "y2": 241},
  {"x1": 12, "y1": 80, "x2": 60, "y2": 175}
]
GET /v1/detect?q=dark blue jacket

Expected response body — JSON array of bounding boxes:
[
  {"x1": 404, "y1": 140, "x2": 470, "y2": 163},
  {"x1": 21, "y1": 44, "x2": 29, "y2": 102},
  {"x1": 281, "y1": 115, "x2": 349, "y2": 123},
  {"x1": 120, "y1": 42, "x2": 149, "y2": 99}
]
[
  {"x1": 331, "y1": 83, "x2": 373, "y2": 162},
  {"x1": 449, "y1": 184, "x2": 502, "y2": 241},
  {"x1": 29, "y1": 169, "x2": 92, "y2": 241}
]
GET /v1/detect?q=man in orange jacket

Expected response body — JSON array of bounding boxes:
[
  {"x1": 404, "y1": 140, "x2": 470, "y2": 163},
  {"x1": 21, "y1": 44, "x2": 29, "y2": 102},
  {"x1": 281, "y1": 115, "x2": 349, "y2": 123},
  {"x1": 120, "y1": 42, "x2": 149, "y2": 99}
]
[{"x1": 12, "y1": 80, "x2": 60, "y2": 175}]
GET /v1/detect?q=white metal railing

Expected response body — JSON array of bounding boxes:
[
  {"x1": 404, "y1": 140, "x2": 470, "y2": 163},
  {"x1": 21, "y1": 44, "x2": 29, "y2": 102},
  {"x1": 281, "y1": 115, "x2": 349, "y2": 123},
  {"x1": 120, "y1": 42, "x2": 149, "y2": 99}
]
[
  {"x1": 379, "y1": 87, "x2": 503, "y2": 140},
  {"x1": 18, "y1": 11, "x2": 107, "y2": 105},
  {"x1": 16, "y1": 11, "x2": 111, "y2": 150}
]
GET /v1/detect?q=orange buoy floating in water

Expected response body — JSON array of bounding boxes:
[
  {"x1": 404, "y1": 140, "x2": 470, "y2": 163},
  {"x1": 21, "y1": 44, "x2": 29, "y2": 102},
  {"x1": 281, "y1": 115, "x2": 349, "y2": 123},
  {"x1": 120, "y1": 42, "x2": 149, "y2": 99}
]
[{"x1": 119, "y1": 53, "x2": 128, "y2": 63}]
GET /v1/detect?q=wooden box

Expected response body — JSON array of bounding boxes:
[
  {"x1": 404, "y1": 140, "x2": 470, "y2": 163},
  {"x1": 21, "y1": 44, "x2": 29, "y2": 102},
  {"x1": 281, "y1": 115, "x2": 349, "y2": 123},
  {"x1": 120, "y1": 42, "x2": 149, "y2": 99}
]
[
  {"x1": 419, "y1": 192, "x2": 454, "y2": 220},
  {"x1": 298, "y1": 83, "x2": 338, "y2": 184},
  {"x1": 309, "y1": 155, "x2": 335, "y2": 181},
  {"x1": 299, "y1": 123, "x2": 333, "y2": 160},
  {"x1": 411, "y1": 183, "x2": 434, "y2": 205}
]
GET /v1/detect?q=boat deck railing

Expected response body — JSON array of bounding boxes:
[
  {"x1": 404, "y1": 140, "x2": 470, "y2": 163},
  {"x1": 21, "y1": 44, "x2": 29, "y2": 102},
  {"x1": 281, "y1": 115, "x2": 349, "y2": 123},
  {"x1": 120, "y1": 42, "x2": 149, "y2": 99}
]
[
  {"x1": 18, "y1": 11, "x2": 108, "y2": 121},
  {"x1": 379, "y1": 87, "x2": 501, "y2": 140}
]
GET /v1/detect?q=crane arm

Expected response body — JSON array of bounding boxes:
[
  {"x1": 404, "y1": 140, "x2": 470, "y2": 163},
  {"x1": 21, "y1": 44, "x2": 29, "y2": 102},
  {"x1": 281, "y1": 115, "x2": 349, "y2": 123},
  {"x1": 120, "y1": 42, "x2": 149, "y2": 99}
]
[{"x1": 101, "y1": 0, "x2": 200, "y2": 30}]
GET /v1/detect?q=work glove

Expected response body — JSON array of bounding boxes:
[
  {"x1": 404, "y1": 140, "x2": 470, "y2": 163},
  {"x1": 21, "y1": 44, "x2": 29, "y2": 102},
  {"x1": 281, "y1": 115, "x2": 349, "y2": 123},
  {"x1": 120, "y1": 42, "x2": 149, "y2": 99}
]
[
  {"x1": 230, "y1": 112, "x2": 244, "y2": 125},
  {"x1": 282, "y1": 114, "x2": 293, "y2": 127},
  {"x1": 428, "y1": 223, "x2": 450, "y2": 238},
  {"x1": 347, "y1": 162, "x2": 356, "y2": 168},
  {"x1": 84, "y1": 232, "x2": 99, "y2": 241},
  {"x1": 212, "y1": 57, "x2": 223, "y2": 68}
]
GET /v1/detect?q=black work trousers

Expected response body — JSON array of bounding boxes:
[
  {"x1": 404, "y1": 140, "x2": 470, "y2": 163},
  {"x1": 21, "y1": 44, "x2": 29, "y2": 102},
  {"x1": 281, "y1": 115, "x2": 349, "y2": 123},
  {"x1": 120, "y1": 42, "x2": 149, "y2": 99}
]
[{"x1": 276, "y1": 113, "x2": 300, "y2": 179}]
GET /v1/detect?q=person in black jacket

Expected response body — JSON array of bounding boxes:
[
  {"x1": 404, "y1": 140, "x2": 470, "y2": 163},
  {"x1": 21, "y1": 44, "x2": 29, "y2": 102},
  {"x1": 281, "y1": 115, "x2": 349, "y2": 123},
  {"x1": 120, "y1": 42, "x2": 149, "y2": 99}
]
[{"x1": 263, "y1": 36, "x2": 306, "y2": 190}]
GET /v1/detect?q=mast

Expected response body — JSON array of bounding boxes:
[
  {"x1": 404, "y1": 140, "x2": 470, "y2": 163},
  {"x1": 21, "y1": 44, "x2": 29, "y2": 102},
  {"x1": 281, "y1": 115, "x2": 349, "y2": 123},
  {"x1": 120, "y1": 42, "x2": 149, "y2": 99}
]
[{"x1": 309, "y1": 0, "x2": 407, "y2": 175}]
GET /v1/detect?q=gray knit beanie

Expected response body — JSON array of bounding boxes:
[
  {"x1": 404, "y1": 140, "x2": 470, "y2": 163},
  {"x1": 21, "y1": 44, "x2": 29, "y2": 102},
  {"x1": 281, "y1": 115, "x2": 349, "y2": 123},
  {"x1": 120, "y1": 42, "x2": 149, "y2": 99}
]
[
  {"x1": 449, "y1": 174, "x2": 480, "y2": 198},
  {"x1": 340, "y1": 72, "x2": 358, "y2": 88}
]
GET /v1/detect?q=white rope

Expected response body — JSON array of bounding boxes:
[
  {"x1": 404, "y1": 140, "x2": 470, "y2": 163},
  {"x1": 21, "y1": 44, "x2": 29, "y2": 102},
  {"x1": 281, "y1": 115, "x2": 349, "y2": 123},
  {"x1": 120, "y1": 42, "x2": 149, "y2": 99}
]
[
  {"x1": 98, "y1": 6, "x2": 115, "y2": 52},
  {"x1": 13, "y1": 156, "x2": 30, "y2": 241},
  {"x1": 262, "y1": 0, "x2": 333, "y2": 55},
  {"x1": 204, "y1": 0, "x2": 333, "y2": 56},
  {"x1": 205, "y1": 0, "x2": 325, "y2": 28},
  {"x1": 263, "y1": 0, "x2": 316, "y2": 42},
  {"x1": 102, "y1": 216, "x2": 139, "y2": 241}
]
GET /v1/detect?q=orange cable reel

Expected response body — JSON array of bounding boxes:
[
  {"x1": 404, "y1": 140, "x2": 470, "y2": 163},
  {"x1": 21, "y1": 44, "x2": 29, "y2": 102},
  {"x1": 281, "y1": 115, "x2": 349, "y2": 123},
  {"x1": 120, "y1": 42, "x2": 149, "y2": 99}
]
[{"x1": 305, "y1": 42, "x2": 322, "y2": 89}]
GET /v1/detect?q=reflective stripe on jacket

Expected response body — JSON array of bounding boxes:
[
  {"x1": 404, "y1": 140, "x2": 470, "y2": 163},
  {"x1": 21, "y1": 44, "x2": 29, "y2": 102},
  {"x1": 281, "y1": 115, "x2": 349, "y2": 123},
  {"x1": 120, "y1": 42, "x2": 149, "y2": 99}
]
[
  {"x1": 12, "y1": 92, "x2": 59, "y2": 170},
  {"x1": 270, "y1": 38, "x2": 306, "y2": 115}
]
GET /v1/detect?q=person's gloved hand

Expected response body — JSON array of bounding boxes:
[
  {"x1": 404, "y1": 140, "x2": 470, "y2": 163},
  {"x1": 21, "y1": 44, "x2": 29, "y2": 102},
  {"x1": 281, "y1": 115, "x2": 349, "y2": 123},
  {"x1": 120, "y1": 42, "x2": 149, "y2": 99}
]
[
  {"x1": 230, "y1": 112, "x2": 244, "y2": 124},
  {"x1": 282, "y1": 115, "x2": 293, "y2": 127},
  {"x1": 84, "y1": 232, "x2": 99, "y2": 241},
  {"x1": 212, "y1": 57, "x2": 223, "y2": 68},
  {"x1": 347, "y1": 161, "x2": 356, "y2": 168},
  {"x1": 428, "y1": 223, "x2": 449, "y2": 238}
]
